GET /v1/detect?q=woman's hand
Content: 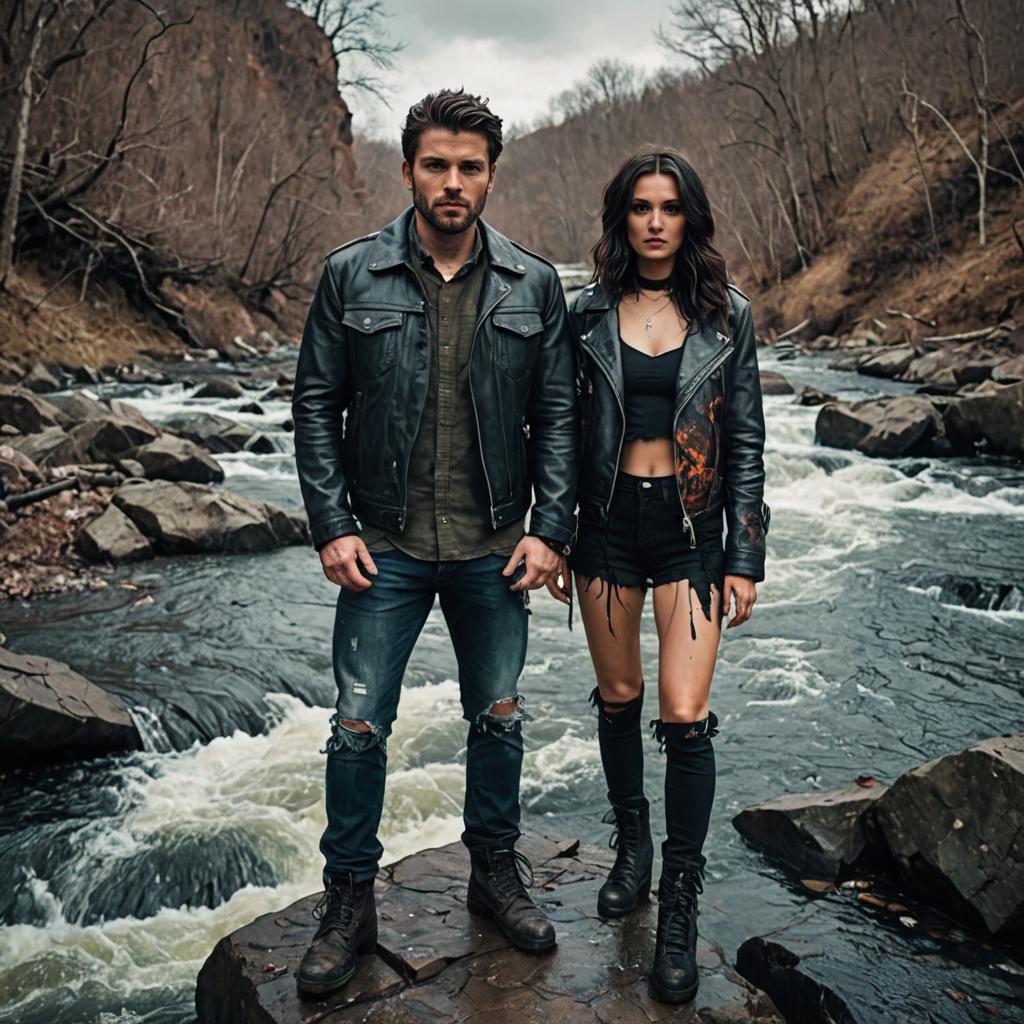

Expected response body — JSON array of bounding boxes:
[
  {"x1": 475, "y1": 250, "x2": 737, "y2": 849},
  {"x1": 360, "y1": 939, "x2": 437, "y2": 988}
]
[{"x1": 722, "y1": 574, "x2": 756, "y2": 628}]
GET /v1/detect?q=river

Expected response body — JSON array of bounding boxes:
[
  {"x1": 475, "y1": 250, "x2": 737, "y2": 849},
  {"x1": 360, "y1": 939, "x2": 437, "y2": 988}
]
[{"x1": 1, "y1": 337, "x2": 1023, "y2": 1022}]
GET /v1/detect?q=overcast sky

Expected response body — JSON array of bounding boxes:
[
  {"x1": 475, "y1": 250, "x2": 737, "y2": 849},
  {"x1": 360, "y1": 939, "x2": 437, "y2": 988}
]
[{"x1": 352, "y1": 0, "x2": 673, "y2": 138}]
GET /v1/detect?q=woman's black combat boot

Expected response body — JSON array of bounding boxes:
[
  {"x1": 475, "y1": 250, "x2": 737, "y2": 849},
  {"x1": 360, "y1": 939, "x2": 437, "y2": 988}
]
[
  {"x1": 649, "y1": 866, "x2": 703, "y2": 1004},
  {"x1": 597, "y1": 799, "x2": 654, "y2": 917},
  {"x1": 589, "y1": 685, "x2": 652, "y2": 917}
]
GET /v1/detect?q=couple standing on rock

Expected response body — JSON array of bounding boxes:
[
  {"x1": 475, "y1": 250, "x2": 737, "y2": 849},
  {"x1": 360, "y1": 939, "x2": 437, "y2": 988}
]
[{"x1": 291, "y1": 89, "x2": 769, "y2": 1006}]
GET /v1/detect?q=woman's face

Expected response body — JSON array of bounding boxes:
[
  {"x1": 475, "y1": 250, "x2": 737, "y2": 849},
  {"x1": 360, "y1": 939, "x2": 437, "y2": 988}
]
[{"x1": 625, "y1": 173, "x2": 685, "y2": 272}]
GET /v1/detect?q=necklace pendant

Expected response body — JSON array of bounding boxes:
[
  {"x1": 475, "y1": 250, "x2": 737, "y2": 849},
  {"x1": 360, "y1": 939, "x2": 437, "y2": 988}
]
[{"x1": 644, "y1": 317, "x2": 654, "y2": 336}]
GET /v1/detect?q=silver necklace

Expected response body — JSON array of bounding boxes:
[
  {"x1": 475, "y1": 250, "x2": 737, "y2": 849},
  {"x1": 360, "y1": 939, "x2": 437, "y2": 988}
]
[{"x1": 639, "y1": 291, "x2": 674, "y2": 336}]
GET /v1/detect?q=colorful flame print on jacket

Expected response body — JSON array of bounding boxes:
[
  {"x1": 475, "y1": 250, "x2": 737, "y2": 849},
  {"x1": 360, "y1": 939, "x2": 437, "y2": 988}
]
[{"x1": 675, "y1": 392, "x2": 722, "y2": 513}]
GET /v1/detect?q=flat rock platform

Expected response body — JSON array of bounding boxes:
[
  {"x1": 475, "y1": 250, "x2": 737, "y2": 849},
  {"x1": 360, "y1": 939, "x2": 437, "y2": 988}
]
[{"x1": 196, "y1": 833, "x2": 783, "y2": 1023}]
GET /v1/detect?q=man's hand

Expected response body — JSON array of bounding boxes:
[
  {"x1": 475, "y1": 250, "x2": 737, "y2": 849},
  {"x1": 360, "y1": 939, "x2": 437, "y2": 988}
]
[
  {"x1": 722, "y1": 574, "x2": 756, "y2": 629},
  {"x1": 502, "y1": 536, "x2": 560, "y2": 595},
  {"x1": 319, "y1": 534, "x2": 378, "y2": 591}
]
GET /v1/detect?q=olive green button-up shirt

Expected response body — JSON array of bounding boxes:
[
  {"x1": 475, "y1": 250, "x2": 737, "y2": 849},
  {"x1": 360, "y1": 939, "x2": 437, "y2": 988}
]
[{"x1": 360, "y1": 220, "x2": 524, "y2": 560}]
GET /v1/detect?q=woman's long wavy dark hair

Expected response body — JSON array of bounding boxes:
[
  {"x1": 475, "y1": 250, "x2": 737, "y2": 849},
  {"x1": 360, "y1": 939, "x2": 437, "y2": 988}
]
[{"x1": 592, "y1": 149, "x2": 730, "y2": 330}]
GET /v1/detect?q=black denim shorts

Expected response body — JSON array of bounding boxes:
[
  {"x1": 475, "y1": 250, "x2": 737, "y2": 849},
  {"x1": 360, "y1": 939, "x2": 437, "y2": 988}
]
[{"x1": 570, "y1": 472, "x2": 725, "y2": 634}]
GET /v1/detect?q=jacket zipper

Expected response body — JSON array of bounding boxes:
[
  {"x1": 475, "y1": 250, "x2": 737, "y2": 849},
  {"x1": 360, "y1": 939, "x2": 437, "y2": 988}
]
[
  {"x1": 672, "y1": 342, "x2": 735, "y2": 546},
  {"x1": 470, "y1": 276, "x2": 512, "y2": 526},
  {"x1": 580, "y1": 333, "x2": 625, "y2": 524}
]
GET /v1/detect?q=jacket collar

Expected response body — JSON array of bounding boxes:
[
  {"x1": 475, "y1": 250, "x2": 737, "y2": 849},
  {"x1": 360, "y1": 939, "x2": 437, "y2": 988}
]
[{"x1": 367, "y1": 206, "x2": 528, "y2": 277}]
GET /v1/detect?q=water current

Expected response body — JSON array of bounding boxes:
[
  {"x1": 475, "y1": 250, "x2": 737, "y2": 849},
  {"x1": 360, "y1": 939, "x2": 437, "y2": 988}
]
[{"x1": 1, "y1": 334, "x2": 1023, "y2": 1022}]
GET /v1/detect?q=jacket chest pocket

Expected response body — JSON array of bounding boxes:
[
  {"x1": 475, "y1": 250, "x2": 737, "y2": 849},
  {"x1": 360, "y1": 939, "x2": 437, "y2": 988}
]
[
  {"x1": 344, "y1": 310, "x2": 402, "y2": 378},
  {"x1": 492, "y1": 311, "x2": 543, "y2": 381}
]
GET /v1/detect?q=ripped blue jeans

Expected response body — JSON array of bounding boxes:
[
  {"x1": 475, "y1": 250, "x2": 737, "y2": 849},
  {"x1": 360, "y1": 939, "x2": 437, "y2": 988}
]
[{"x1": 319, "y1": 548, "x2": 529, "y2": 881}]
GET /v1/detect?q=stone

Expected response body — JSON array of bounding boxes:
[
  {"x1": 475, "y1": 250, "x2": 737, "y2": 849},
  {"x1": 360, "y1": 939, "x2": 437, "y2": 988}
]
[
  {"x1": 796, "y1": 386, "x2": 837, "y2": 407},
  {"x1": 732, "y1": 783, "x2": 888, "y2": 879},
  {"x1": 194, "y1": 376, "x2": 246, "y2": 399},
  {"x1": 112, "y1": 478, "x2": 308, "y2": 553},
  {"x1": 195, "y1": 835, "x2": 783, "y2": 1024},
  {"x1": 122, "y1": 434, "x2": 225, "y2": 484},
  {"x1": 260, "y1": 383, "x2": 293, "y2": 402},
  {"x1": 760, "y1": 371, "x2": 794, "y2": 396},
  {"x1": 827, "y1": 352, "x2": 864, "y2": 372},
  {"x1": 992, "y1": 353, "x2": 1024, "y2": 384},
  {"x1": 0, "y1": 646, "x2": 141, "y2": 765},
  {"x1": 0, "y1": 385, "x2": 70, "y2": 433},
  {"x1": 237, "y1": 401, "x2": 265, "y2": 415},
  {"x1": 856, "y1": 345, "x2": 916, "y2": 379},
  {"x1": 161, "y1": 411, "x2": 270, "y2": 455},
  {"x1": 943, "y1": 380, "x2": 1024, "y2": 459},
  {"x1": 68, "y1": 413, "x2": 160, "y2": 462},
  {"x1": 21, "y1": 361, "x2": 63, "y2": 393},
  {"x1": 815, "y1": 397, "x2": 943, "y2": 458},
  {"x1": 869, "y1": 734, "x2": 1024, "y2": 938},
  {"x1": 855, "y1": 395, "x2": 943, "y2": 458},
  {"x1": 46, "y1": 391, "x2": 112, "y2": 421},
  {"x1": 77, "y1": 504, "x2": 154, "y2": 563},
  {"x1": 8, "y1": 425, "x2": 86, "y2": 468},
  {"x1": 815, "y1": 402, "x2": 874, "y2": 450},
  {"x1": 0, "y1": 444, "x2": 44, "y2": 497}
]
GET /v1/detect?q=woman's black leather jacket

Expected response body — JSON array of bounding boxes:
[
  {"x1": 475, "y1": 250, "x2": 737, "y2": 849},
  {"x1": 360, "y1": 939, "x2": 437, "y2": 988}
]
[{"x1": 570, "y1": 281, "x2": 770, "y2": 582}]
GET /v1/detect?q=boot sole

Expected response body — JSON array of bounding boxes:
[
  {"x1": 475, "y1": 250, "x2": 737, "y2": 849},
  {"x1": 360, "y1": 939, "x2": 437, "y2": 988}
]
[
  {"x1": 597, "y1": 878, "x2": 652, "y2": 919},
  {"x1": 296, "y1": 930, "x2": 378, "y2": 997},
  {"x1": 466, "y1": 894, "x2": 557, "y2": 952},
  {"x1": 647, "y1": 976, "x2": 699, "y2": 1005}
]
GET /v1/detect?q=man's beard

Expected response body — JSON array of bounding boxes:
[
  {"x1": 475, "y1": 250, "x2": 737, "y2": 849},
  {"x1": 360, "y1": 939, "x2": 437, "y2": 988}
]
[{"x1": 411, "y1": 180, "x2": 487, "y2": 236}]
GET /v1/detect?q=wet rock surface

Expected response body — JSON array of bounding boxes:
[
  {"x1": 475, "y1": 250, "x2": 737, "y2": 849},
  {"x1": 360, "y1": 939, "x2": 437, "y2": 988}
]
[
  {"x1": 871, "y1": 734, "x2": 1024, "y2": 939},
  {"x1": 195, "y1": 834, "x2": 783, "y2": 1024},
  {"x1": 732, "y1": 782, "x2": 887, "y2": 879},
  {"x1": 760, "y1": 371, "x2": 794, "y2": 395},
  {"x1": 0, "y1": 646, "x2": 141, "y2": 764}
]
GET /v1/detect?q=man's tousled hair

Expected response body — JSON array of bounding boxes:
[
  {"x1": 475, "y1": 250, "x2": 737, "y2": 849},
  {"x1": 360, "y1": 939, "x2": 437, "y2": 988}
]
[{"x1": 401, "y1": 88, "x2": 504, "y2": 165}]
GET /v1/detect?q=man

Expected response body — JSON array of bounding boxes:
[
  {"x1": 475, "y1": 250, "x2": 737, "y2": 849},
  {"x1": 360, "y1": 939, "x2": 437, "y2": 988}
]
[{"x1": 290, "y1": 89, "x2": 577, "y2": 997}]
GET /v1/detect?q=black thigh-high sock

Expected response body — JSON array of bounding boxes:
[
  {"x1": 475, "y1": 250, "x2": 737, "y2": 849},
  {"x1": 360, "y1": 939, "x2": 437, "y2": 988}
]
[
  {"x1": 652, "y1": 712, "x2": 719, "y2": 878},
  {"x1": 590, "y1": 684, "x2": 646, "y2": 808}
]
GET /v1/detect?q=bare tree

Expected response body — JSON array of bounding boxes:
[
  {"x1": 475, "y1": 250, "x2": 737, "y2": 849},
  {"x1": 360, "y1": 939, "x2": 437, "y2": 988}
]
[{"x1": 287, "y1": 0, "x2": 402, "y2": 102}]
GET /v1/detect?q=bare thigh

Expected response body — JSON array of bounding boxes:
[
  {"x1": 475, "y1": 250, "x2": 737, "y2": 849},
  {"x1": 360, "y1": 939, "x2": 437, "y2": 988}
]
[
  {"x1": 574, "y1": 573, "x2": 646, "y2": 704},
  {"x1": 652, "y1": 581, "x2": 722, "y2": 722}
]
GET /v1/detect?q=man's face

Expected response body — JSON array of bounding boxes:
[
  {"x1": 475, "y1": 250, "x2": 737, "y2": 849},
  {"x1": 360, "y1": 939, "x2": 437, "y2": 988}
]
[{"x1": 403, "y1": 128, "x2": 496, "y2": 235}]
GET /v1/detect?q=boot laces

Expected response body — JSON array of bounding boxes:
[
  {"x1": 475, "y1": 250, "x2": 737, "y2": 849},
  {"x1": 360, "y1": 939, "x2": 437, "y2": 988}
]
[
  {"x1": 312, "y1": 874, "x2": 357, "y2": 939},
  {"x1": 602, "y1": 806, "x2": 645, "y2": 883},
  {"x1": 660, "y1": 869, "x2": 703, "y2": 952},
  {"x1": 487, "y1": 847, "x2": 534, "y2": 903}
]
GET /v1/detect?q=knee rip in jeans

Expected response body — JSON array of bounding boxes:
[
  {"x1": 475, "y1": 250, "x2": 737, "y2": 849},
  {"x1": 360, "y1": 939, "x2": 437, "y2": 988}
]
[
  {"x1": 649, "y1": 711, "x2": 720, "y2": 752},
  {"x1": 321, "y1": 712, "x2": 386, "y2": 754},
  {"x1": 472, "y1": 693, "x2": 526, "y2": 735}
]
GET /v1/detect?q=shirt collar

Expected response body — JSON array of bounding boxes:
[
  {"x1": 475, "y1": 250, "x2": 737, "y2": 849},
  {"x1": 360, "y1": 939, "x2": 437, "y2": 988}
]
[{"x1": 408, "y1": 216, "x2": 485, "y2": 280}]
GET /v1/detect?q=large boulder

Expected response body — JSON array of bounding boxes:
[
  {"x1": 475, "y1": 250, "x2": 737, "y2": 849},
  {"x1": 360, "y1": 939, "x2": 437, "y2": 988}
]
[
  {"x1": 943, "y1": 380, "x2": 1024, "y2": 459},
  {"x1": 8, "y1": 425, "x2": 86, "y2": 468},
  {"x1": 857, "y1": 345, "x2": 916, "y2": 379},
  {"x1": 870, "y1": 734, "x2": 1024, "y2": 939},
  {"x1": 112, "y1": 478, "x2": 308, "y2": 553},
  {"x1": 122, "y1": 434, "x2": 225, "y2": 483},
  {"x1": 67, "y1": 413, "x2": 160, "y2": 462},
  {"x1": 161, "y1": 411, "x2": 275, "y2": 454},
  {"x1": 46, "y1": 391, "x2": 112, "y2": 421},
  {"x1": 195, "y1": 834, "x2": 783, "y2": 1024},
  {"x1": 815, "y1": 396, "x2": 943, "y2": 458},
  {"x1": 21, "y1": 361, "x2": 63, "y2": 393},
  {"x1": 77, "y1": 503, "x2": 154, "y2": 563},
  {"x1": 733, "y1": 782, "x2": 887, "y2": 879},
  {"x1": 0, "y1": 647, "x2": 141, "y2": 765},
  {"x1": 992, "y1": 352, "x2": 1024, "y2": 384},
  {"x1": 0, "y1": 385, "x2": 70, "y2": 433}
]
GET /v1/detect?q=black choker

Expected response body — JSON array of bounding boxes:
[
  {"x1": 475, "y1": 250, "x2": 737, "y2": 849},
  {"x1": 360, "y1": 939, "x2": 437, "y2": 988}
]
[{"x1": 635, "y1": 272, "x2": 673, "y2": 292}]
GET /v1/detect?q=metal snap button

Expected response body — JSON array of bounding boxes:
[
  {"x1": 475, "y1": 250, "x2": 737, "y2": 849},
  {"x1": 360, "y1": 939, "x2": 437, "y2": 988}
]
[
  {"x1": 520, "y1": 325, "x2": 529, "y2": 333},
  {"x1": 363, "y1": 317, "x2": 372, "y2": 325},
  {"x1": 641, "y1": 481, "x2": 653, "y2": 489}
]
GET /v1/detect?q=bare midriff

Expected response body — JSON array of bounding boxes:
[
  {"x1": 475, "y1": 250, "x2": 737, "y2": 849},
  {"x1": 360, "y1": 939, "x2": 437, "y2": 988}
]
[{"x1": 621, "y1": 437, "x2": 676, "y2": 477}]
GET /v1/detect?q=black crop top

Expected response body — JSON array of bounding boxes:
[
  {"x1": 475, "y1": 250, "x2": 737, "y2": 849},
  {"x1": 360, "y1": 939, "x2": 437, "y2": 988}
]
[{"x1": 620, "y1": 338, "x2": 682, "y2": 442}]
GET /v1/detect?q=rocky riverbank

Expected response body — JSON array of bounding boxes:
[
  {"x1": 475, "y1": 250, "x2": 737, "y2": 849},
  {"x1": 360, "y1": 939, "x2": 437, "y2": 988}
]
[{"x1": 0, "y1": 356, "x2": 305, "y2": 601}]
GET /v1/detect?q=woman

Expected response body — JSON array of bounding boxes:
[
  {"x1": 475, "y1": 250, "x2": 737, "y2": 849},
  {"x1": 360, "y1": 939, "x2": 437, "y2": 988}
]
[{"x1": 567, "y1": 150, "x2": 769, "y2": 1005}]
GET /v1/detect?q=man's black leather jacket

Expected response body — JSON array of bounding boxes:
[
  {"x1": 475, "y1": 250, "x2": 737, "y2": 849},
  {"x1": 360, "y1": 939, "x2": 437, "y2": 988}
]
[
  {"x1": 291, "y1": 207, "x2": 578, "y2": 553},
  {"x1": 570, "y1": 281, "x2": 769, "y2": 581}
]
